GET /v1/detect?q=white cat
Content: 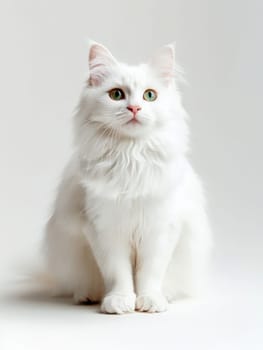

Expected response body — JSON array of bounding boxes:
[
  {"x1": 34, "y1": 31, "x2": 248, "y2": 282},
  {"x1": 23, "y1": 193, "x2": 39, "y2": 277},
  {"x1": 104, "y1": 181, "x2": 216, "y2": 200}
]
[{"x1": 43, "y1": 41, "x2": 212, "y2": 314}]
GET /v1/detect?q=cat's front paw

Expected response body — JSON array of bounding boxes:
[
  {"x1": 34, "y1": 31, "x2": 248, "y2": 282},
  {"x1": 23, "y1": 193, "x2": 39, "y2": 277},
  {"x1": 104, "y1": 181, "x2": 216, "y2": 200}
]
[
  {"x1": 101, "y1": 293, "x2": 136, "y2": 314},
  {"x1": 136, "y1": 293, "x2": 168, "y2": 313}
]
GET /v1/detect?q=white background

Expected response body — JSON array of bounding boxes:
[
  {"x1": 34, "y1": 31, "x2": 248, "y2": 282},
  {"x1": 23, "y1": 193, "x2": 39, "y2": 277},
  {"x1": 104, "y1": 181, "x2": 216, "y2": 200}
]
[{"x1": 0, "y1": 1, "x2": 262, "y2": 349}]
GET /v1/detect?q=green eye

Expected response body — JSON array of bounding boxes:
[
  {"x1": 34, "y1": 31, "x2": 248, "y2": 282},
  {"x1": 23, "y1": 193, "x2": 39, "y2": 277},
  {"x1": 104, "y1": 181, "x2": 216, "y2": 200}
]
[
  {"x1": 109, "y1": 88, "x2": 125, "y2": 101},
  {"x1": 143, "y1": 89, "x2": 157, "y2": 101}
]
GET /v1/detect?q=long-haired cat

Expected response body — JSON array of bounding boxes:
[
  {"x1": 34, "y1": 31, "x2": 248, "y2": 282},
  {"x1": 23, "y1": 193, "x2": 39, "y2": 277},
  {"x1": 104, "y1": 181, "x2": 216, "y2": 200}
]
[{"x1": 43, "y1": 41, "x2": 212, "y2": 314}]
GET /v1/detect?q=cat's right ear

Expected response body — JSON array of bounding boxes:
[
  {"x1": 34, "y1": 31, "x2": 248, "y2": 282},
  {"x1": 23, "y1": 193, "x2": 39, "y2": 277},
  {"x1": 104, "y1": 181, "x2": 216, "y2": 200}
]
[{"x1": 88, "y1": 42, "x2": 117, "y2": 86}]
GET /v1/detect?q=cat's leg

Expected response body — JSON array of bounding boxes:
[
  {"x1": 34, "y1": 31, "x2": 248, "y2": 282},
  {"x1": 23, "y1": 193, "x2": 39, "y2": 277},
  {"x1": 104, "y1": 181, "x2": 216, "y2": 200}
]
[
  {"x1": 163, "y1": 210, "x2": 212, "y2": 301},
  {"x1": 45, "y1": 217, "x2": 104, "y2": 304},
  {"x1": 43, "y1": 165, "x2": 105, "y2": 304},
  {"x1": 84, "y1": 220, "x2": 135, "y2": 314},
  {"x1": 135, "y1": 223, "x2": 180, "y2": 313}
]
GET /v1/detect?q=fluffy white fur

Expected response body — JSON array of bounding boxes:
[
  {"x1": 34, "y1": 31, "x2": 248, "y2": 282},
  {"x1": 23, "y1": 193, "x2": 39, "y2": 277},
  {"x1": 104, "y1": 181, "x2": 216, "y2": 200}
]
[{"x1": 43, "y1": 42, "x2": 212, "y2": 314}]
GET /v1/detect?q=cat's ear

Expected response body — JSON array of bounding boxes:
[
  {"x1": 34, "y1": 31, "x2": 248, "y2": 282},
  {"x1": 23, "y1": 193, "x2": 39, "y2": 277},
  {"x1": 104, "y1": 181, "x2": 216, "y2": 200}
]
[
  {"x1": 88, "y1": 42, "x2": 117, "y2": 86},
  {"x1": 149, "y1": 44, "x2": 175, "y2": 85}
]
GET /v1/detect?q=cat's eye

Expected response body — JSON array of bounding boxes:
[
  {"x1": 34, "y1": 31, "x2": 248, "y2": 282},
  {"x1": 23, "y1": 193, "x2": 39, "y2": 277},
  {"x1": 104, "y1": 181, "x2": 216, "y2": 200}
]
[
  {"x1": 108, "y1": 88, "x2": 125, "y2": 101},
  {"x1": 143, "y1": 89, "x2": 157, "y2": 102}
]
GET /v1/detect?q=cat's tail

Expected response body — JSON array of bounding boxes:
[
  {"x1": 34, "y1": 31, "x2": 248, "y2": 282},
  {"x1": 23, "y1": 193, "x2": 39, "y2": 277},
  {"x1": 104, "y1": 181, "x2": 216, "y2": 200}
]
[{"x1": 8, "y1": 255, "x2": 57, "y2": 297}]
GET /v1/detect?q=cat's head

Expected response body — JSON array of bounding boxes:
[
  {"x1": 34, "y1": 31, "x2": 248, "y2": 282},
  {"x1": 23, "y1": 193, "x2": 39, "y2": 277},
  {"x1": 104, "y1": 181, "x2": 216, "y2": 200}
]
[{"x1": 78, "y1": 41, "x2": 183, "y2": 139}]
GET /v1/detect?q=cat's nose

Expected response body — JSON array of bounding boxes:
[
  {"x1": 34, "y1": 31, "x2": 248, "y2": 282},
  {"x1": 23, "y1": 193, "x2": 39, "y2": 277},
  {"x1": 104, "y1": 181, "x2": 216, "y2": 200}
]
[{"x1": 127, "y1": 105, "x2": 141, "y2": 116}]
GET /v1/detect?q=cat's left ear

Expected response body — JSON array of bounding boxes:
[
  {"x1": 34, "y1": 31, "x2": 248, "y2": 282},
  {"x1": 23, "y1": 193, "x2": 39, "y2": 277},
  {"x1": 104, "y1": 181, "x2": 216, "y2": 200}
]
[
  {"x1": 149, "y1": 44, "x2": 175, "y2": 85},
  {"x1": 88, "y1": 42, "x2": 117, "y2": 86}
]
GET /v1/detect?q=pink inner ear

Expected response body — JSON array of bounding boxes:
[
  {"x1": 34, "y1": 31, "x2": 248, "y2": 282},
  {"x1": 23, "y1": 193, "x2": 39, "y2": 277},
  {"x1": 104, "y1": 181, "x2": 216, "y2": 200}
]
[
  {"x1": 89, "y1": 62, "x2": 105, "y2": 86},
  {"x1": 89, "y1": 44, "x2": 107, "y2": 62},
  {"x1": 89, "y1": 45, "x2": 98, "y2": 62},
  {"x1": 150, "y1": 45, "x2": 175, "y2": 85},
  {"x1": 88, "y1": 43, "x2": 116, "y2": 86},
  {"x1": 89, "y1": 75, "x2": 100, "y2": 87}
]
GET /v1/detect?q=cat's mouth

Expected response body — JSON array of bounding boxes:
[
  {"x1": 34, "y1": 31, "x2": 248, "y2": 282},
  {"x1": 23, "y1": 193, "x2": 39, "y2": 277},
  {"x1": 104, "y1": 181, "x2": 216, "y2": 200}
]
[{"x1": 126, "y1": 117, "x2": 141, "y2": 125}]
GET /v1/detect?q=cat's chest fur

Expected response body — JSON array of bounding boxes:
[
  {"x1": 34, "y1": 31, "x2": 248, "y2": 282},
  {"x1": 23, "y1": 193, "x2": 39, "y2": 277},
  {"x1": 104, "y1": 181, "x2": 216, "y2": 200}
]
[{"x1": 79, "y1": 136, "x2": 177, "y2": 199}]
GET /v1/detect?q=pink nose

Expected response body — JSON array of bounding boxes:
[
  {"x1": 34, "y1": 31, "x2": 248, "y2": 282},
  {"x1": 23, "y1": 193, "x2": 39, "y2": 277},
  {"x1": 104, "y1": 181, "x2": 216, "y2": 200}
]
[{"x1": 127, "y1": 105, "x2": 141, "y2": 116}]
